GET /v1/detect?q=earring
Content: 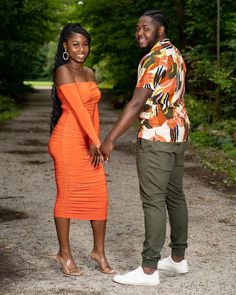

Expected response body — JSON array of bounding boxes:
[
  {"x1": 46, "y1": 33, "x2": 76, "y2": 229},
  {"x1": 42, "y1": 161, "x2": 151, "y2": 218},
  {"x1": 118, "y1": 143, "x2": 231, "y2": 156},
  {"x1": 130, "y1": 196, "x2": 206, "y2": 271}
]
[{"x1": 63, "y1": 50, "x2": 69, "y2": 61}]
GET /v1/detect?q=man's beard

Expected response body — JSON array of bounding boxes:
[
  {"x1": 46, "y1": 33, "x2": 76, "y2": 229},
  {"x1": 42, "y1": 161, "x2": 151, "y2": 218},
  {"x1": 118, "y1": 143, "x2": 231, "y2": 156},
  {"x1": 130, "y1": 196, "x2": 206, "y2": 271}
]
[
  {"x1": 138, "y1": 32, "x2": 159, "y2": 56},
  {"x1": 139, "y1": 46, "x2": 151, "y2": 57}
]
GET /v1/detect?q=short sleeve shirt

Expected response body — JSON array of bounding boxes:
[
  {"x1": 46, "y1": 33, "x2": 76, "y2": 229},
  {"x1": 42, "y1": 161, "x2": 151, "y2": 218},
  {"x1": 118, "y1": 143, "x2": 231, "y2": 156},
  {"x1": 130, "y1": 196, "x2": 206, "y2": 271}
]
[{"x1": 136, "y1": 38, "x2": 190, "y2": 142}]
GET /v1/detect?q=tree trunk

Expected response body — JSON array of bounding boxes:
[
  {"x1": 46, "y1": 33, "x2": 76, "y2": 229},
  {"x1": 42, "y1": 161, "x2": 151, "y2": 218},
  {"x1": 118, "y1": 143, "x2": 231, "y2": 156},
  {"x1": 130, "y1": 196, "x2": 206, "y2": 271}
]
[{"x1": 174, "y1": 0, "x2": 186, "y2": 49}]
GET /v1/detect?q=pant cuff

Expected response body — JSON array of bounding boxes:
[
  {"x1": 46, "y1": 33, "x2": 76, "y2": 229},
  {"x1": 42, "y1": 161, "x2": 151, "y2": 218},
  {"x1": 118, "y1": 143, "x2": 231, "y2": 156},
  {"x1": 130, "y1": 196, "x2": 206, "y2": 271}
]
[
  {"x1": 171, "y1": 248, "x2": 186, "y2": 257},
  {"x1": 142, "y1": 260, "x2": 158, "y2": 270}
]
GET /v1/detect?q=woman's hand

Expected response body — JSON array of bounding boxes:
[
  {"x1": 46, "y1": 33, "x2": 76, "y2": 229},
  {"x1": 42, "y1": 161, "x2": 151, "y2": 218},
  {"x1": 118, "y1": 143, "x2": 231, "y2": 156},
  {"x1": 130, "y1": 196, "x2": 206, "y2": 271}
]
[{"x1": 89, "y1": 144, "x2": 104, "y2": 167}]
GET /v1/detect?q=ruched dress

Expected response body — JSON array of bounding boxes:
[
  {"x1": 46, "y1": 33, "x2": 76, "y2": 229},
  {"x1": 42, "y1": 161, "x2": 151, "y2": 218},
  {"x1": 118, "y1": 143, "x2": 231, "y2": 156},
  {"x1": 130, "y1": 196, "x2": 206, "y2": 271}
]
[{"x1": 48, "y1": 82, "x2": 108, "y2": 220}]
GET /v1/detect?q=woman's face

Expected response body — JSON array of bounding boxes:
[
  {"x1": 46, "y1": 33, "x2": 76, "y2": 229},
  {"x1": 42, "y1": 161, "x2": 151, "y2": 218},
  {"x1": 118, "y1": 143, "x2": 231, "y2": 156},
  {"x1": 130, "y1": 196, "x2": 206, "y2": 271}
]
[
  {"x1": 135, "y1": 16, "x2": 160, "y2": 49},
  {"x1": 64, "y1": 32, "x2": 90, "y2": 63}
]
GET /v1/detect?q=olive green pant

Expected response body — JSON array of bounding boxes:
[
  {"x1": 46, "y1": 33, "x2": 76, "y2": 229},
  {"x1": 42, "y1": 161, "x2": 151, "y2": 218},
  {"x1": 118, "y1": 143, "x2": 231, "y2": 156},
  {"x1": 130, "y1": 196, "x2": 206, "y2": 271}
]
[{"x1": 136, "y1": 139, "x2": 188, "y2": 269}]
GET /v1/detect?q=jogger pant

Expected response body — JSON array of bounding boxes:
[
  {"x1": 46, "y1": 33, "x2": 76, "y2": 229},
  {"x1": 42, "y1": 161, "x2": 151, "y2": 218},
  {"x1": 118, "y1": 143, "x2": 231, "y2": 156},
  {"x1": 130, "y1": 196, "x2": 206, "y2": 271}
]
[{"x1": 136, "y1": 139, "x2": 188, "y2": 269}]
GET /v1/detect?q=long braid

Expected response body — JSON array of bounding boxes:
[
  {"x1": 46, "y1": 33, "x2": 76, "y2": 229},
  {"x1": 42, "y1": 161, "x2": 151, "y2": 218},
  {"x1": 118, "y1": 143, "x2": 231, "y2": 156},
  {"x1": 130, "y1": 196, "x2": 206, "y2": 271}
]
[{"x1": 49, "y1": 23, "x2": 91, "y2": 134}]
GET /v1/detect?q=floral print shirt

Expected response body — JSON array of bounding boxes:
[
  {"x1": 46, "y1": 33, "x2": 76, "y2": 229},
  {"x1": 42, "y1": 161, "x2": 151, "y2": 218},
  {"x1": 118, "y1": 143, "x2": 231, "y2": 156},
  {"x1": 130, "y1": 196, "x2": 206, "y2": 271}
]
[{"x1": 136, "y1": 38, "x2": 190, "y2": 142}]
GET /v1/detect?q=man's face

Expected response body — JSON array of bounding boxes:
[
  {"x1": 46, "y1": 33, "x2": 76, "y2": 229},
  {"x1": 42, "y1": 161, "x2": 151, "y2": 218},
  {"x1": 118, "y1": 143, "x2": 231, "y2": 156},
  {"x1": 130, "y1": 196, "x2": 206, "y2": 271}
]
[{"x1": 135, "y1": 16, "x2": 159, "y2": 49}]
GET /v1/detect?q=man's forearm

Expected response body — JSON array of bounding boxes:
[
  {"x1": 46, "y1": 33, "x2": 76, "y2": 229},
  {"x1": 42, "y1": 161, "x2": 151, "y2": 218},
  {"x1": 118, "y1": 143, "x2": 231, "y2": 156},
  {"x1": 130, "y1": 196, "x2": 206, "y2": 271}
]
[
  {"x1": 106, "y1": 102, "x2": 140, "y2": 142},
  {"x1": 105, "y1": 87, "x2": 153, "y2": 143}
]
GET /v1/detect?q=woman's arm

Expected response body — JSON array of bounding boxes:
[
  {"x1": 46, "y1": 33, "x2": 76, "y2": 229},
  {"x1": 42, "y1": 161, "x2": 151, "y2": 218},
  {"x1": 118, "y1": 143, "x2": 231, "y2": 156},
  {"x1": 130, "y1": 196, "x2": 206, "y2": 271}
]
[{"x1": 55, "y1": 66, "x2": 101, "y2": 148}]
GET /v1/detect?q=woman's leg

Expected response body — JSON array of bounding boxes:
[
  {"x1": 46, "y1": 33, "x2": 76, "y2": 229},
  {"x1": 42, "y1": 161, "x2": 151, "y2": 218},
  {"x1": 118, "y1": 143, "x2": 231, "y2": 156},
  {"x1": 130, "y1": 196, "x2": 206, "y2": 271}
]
[
  {"x1": 90, "y1": 220, "x2": 106, "y2": 255},
  {"x1": 90, "y1": 220, "x2": 114, "y2": 274},
  {"x1": 54, "y1": 217, "x2": 82, "y2": 275}
]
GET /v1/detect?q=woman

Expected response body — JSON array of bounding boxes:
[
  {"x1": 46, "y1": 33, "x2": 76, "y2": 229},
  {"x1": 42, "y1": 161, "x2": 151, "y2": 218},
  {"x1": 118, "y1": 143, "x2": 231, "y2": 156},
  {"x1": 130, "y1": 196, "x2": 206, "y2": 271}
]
[{"x1": 48, "y1": 23, "x2": 114, "y2": 276}]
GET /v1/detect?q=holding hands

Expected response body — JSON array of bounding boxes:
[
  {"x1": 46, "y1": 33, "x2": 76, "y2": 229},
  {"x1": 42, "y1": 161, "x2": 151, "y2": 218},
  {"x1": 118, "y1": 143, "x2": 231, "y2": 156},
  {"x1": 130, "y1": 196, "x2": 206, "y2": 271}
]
[
  {"x1": 90, "y1": 87, "x2": 152, "y2": 167},
  {"x1": 100, "y1": 137, "x2": 114, "y2": 163},
  {"x1": 90, "y1": 137, "x2": 114, "y2": 167}
]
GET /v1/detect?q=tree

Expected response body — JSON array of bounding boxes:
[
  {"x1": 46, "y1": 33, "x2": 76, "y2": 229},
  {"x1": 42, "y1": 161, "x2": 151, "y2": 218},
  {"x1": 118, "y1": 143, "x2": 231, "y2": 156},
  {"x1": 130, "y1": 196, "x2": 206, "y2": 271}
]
[
  {"x1": 184, "y1": 0, "x2": 236, "y2": 121},
  {"x1": 0, "y1": 0, "x2": 74, "y2": 97}
]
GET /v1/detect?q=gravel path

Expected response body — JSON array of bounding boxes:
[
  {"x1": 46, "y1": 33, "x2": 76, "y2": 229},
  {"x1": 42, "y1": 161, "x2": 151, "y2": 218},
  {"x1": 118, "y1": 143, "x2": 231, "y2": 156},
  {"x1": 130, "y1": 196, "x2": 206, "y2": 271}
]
[{"x1": 0, "y1": 88, "x2": 235, "y2": 295}]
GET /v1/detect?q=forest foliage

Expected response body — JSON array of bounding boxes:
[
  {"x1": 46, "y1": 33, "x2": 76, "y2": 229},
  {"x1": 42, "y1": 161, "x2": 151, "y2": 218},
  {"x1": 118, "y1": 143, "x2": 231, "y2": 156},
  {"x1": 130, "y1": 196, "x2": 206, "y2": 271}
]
[
  {"x1": 1, "y1": 0, "x2": 235, "y2": 181},
  {"x1": 1, "y1": 0, "x2": 235, "y2": 122},
  {"x1": 0, "y1": 0, "x2": 76, "y2": 95},
  {"x1": 76, "y1": 0, "x2": 236, "y2": 123},
  {"x1": 75, "y1": 0, "x2": 236, "y2": 183}
]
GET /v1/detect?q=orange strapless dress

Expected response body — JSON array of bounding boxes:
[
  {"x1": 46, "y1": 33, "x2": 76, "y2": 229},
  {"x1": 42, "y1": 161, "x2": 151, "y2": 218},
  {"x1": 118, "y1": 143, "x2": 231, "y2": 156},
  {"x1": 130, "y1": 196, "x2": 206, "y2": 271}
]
[{"x1": 48, "y1": 82, "x2": 108, "y2": 220}]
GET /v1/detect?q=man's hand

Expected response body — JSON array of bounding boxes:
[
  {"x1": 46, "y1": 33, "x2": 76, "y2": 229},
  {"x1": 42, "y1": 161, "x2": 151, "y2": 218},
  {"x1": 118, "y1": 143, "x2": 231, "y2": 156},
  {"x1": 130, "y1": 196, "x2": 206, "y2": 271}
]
[
  {"x1": 89, "y1": 144, "x2": 104, "y2": 167},
  {"x1": 100, "y1": 137, "x2": 114, "y2": 163}
]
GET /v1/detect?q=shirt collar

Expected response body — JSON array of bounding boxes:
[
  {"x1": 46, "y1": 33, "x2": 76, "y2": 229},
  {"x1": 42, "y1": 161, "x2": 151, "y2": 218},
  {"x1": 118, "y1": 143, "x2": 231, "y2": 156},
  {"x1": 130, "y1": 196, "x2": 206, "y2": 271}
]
[{"x1": 150, "y1": 38, "x2": 171, "y2": 52}]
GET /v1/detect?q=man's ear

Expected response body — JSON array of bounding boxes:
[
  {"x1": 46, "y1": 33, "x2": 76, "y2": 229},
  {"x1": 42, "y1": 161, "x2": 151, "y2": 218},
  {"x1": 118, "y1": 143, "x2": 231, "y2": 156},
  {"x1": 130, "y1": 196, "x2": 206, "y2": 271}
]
[{"x1": 158, "y1": 25, "x2": 165, "y2": 36}]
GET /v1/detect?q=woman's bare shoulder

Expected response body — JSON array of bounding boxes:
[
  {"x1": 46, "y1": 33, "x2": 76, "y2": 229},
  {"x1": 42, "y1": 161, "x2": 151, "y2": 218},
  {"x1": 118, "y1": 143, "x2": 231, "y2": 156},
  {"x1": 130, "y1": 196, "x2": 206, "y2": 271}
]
[
  {"x1": 55, "y1": 65, "x2": 74, "y2": 87},
  {"x1": 84, "y1": 67, "x2": 96, "y2": 82}
]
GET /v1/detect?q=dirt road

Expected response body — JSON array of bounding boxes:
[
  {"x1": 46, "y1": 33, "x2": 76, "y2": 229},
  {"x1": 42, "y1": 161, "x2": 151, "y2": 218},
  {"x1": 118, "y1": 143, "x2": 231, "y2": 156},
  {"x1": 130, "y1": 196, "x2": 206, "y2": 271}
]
[{"x1": 0, "y1": 88, "x2": 235, "y2": 295}]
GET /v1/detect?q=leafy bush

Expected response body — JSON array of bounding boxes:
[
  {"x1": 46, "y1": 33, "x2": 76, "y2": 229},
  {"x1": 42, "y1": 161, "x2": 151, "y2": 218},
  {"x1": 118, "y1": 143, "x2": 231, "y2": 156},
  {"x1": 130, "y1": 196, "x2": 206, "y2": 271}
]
[
  {"x1": 0, "y1": 95, "x2": 20, "y2": 123},
  {"x1": 190, "y1": 122, "x2": 235, "y2": 150},
  {"x1": 196, "y1": 147, "x2": 236, "y2": 185},
  {"x1": 185, "y1": 94, "x2": 209, "y2": 129},
  {"x1": 0, "y1": 95, "x2": 17, "y2": 112}
]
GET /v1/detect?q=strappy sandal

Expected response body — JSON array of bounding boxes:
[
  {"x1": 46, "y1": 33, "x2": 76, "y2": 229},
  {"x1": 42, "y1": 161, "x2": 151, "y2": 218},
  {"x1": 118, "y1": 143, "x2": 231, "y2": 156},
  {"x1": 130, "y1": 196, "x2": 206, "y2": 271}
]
[
  {"x1": 90, "y1": 254, "x2": 116, "y2": 275},
  {"x1": 53, "y1": 255, "x2": 83, "y2": 277}
]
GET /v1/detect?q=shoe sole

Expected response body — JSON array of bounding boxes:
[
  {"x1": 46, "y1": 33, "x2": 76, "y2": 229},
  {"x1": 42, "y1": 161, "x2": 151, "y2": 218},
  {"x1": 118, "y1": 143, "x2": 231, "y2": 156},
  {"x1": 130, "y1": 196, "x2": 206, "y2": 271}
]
[
  {"x1": 113, "y1": 279, "x2": 160, "y2": 286},
  {"x1": 158, "y1": 266, "x2": 188, "y2": 274}
]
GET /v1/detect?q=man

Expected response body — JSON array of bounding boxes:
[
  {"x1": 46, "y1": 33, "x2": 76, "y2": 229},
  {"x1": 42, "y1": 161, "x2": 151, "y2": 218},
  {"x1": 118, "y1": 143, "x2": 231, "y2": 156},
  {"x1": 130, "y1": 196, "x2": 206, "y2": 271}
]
[{"x1": 101, "y1": 10, "x2": 190, "y2": 286}]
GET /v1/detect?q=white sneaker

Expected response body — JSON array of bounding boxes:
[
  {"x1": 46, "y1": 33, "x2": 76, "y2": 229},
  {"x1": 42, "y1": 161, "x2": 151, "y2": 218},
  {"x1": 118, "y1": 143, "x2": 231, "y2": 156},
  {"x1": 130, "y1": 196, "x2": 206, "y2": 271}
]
[
  {"x1": 112, "y1": 266, "x2": 160, "y2": 286},
  {"x1": 158, "y1": 256, "x2": 189, "y2": 274}
]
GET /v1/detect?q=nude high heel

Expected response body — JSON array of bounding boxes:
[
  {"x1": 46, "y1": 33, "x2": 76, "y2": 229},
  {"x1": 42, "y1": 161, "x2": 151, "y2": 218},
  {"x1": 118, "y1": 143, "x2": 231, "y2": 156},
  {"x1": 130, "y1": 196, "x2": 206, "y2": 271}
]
[
  {"x1": 90, "y1": 254, "x2": 116, "y2": 275},
  {"x1": 53, "y1": 255, "x2": 83, "y2": 277}
]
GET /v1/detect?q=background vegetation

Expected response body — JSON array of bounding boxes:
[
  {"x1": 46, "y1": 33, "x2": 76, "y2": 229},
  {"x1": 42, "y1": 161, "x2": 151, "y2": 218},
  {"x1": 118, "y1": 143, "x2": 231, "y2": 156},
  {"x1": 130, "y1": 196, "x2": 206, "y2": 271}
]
[{"x1": 0, "y1": 0, "x2": 235, "y2": 183}]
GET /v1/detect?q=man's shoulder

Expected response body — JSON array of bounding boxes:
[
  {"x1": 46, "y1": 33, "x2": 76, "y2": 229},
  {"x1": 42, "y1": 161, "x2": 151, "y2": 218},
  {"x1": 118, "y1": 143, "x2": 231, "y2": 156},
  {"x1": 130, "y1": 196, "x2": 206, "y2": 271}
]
[
  {"x1": 163, "y1": 41, "x2": 183, "y2": 56},
  {"x1": 139, "y1": 49, "x2": 163, "y2": 69}
]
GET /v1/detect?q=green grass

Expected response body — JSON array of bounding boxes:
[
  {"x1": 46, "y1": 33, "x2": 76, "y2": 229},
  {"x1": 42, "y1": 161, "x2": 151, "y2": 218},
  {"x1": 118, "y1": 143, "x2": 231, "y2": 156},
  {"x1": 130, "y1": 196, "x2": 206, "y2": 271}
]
[
  {"x1": 24, "y1": 80, "x2": 52, "y2": 87},
  {"x1": 189, "y1": 117, "x2": 236, "y2": 185},
  {"x1": 0, "y1": 95, "x2": 21, "y2": 123},
  {"x1": 0, "y1": 109, "x2": 21, "y2": 123},
  {"x1": 191, "y1": 133, "x2": 236, "y2": 185},
  {"x1": 25, "y1": 80, "x2": 114, "y2": 89},
  {"x1": 198, "y1": 147, "x2": 236, "y2": 185}
]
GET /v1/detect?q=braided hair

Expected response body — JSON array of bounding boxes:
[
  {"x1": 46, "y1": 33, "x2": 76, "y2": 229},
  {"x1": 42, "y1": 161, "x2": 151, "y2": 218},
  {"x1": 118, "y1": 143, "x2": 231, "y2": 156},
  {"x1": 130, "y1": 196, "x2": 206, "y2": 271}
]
[
  {"x1": 142, "y1": 10, "x2": 168, "y2": 32},
  {"x1": 50, "y1": 23, "x2": 91, "y2": 134}
]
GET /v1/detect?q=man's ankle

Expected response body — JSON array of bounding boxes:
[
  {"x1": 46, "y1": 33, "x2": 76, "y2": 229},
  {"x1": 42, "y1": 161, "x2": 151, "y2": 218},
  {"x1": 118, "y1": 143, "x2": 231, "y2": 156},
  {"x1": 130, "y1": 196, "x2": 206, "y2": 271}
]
[
  {"x1": 142, "y1": 266, "x2": 156, "y2": 275},
  {"x1": 171, "y1": 255, "x2": 184, "y2": 263}
]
